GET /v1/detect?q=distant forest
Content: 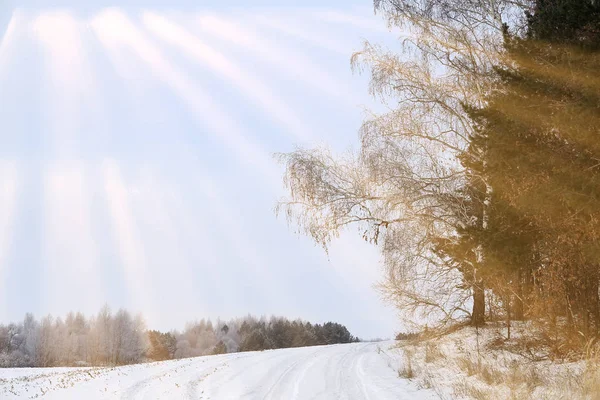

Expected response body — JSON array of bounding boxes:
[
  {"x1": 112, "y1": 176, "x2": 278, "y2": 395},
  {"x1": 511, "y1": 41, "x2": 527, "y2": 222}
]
[{"x1": 0, "y1": 307, "x2": 358, "y2": 368}]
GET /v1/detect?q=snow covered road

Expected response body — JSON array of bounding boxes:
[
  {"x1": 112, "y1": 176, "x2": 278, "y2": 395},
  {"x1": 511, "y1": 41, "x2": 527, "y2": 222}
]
[{"x1": 0, "y1": 341, "x2": 436, "y2": 399}]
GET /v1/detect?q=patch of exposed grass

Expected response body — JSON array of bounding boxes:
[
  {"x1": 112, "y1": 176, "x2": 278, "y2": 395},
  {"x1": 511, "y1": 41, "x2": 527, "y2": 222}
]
[
  {"x1": 398, "y1": 347, "x2": 415, "y2": 379},
  {"x1": 425, "y1": 342, "x2": 445, "y2": 363},
  {"x1": 453, "y1": 379, "x2": 493, "y2": 400}
]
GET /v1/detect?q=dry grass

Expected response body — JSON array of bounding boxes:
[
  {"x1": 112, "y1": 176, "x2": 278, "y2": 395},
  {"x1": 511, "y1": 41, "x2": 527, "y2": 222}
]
[
  {"x1": 478, "y1": 363, "x2": 504, "y2": 386},
  {"x1": 452, "y1": 348, "x2": 548, "y2": 398},
  {"x1": 418, "y1": 371, "x2": 434, "y2": 389},
  {"x1": 398, "y1": 347, "x2": 415, "y2": 379},
  {"x1": 455, "y1": 355, "x2": 480, "y2": 377},
  {"x1": 425, "y1": 342, "x2": 445, "y2": 363},
  {"x1": 452, "y1": 379, "x2": 493, "y2": 400},
  {"x1": 580, "y1": 343, "x2": 600, "y2": 400},
  {"x1": 391, "y1": 324, "x2": 600, "y2": 399}
]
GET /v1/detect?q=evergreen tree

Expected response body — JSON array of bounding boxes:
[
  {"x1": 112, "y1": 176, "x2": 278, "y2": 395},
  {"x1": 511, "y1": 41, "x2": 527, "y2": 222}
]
[{"x1": 462, "y1": 0, "x2": 600, "y2": 338}]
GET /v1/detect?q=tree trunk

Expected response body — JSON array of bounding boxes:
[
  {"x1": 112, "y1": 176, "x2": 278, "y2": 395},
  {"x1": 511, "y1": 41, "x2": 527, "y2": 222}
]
[
  {"x1": 472, "y1": 280, "x2": 485, "y2": 326},
  {"x1": 471, "y1": 159, "x2": 491, "y2": 327},
  {"x1": 585, "y1": 272, "x2": 599, "y2": 336},
  {"x1": 506, "y1": 293, "x2": 512, "y2": 339},
  {"x1": 514, "y1": 269, "x2": 525, "y2": 320}
]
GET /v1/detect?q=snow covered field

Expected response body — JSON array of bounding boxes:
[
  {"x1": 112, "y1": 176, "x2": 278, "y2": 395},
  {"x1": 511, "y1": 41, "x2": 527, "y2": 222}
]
[{"x1": 0, "y1": 341, "x2": 436, "y2": 399}]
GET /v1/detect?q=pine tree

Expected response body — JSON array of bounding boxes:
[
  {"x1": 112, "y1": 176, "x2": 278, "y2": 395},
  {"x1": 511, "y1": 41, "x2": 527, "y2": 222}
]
[{"x1": 462, "y1": 0, "x2": 600, "y2": 337}]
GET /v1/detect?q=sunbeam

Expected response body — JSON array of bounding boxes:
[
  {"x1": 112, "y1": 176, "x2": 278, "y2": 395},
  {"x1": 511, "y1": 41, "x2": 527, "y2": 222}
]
[
  {"x1": 33, "y1": 11, "x2": 105, "y2": 313},
  {"x1": 251, "y1": 13, "x2": 354, "y2": 55},
  {"x1": 102, "y1": 159, "x2": 155, "y2": 317},
  {"x1": 194, "y1": 14, "x2": 358, "y2": 104},
  {"x1": 127, "y1": 168, "x2": 201, "y2": 318},
  {"x1": 142, "y1": 12, "x2": 312, "y2": 143},
  {"x1": 154, "y1": 181, "x2": 233, "y2": 309},
  {"x1": 33, "y1": 10, "x2": 99, "y2": 156},
  {"x1": 32, "y1": 11, "x2": 89, "y2": 79},
  {"x1": 0, "y1": 161, "x2": 17, "y2": 318},
  {"x1": 88, "y1": 9, "x2": 284, "y2": 317},
  {"x1": 0, "y1": 10, "x2": 21, "y2": 76},
  {"x1": 90, "y1": 8, "x2": 279, "y2": 187},
  {"x1": 188, "y1": 166, "x2": 289, "y2": 308},
  {"x1": 42, "y1": 161, "x2": 103, "y2": 313},
  {"x1": 0, "y1": 12, "x2": 17, "y2": 50},
  {"x1": 311, "y1": 10, "x2": 390, "y2": 33}
]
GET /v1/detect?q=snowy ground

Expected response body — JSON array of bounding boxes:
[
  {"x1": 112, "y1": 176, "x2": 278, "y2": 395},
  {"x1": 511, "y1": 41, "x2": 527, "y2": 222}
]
[
  {"x1": 393, "y1": 324, "x2": 593, "y2": 399},
  {"x1": 0, "y1": 341, "x2": 437, "y2": 399}
]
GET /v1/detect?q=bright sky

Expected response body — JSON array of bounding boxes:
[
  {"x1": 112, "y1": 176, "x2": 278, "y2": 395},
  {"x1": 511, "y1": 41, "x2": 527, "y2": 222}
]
[{"x1": 0, "y1": 0, "x2": 402, "y2": 339}]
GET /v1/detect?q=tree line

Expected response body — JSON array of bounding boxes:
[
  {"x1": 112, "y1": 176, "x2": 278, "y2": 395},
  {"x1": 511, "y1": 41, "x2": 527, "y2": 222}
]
[
  {"x1": 0, "y1": 307, "x2": 357, "y2": 367},
  {"x1": 278, "y1": 0, "x2": 600, "y2": 353}
]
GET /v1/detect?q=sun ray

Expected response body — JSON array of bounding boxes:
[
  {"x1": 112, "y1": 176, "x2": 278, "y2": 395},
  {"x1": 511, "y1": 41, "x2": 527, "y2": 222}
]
[
  {"x1": 146, "y1": 136, "x2": 290, "y2": 310},
  {"x1": 193, "y1": 13, "x2": 359, "y2": 105},
  {"x1": 32, "y1": 10, "x2": 99, "y2": 157},
  {"x1": 0, "y1": 11, "x2": 17, "y2": 50},
  {"x1": 89, "y1": 10, "x2": 287, "y2": 316},
  {"x1": 102, "y1": 159, "x2": 156, "y2": 317},
  {"x1": 42, "y1": 161, "x2": 103, "y2": 314},
  {"x1": 250, "y1": 13, "x2": 354, "y2": 55},
  {"x1": 28, "y1": 11, "x2": 108, "y2": 314},
  {"x1": 128, "y1": 167, "x2": 205, "y2": 318},
  {"x1": 0, "y1": 10, "x2": 22, "y2": 76},
  {"x1": 311, "y1": 10, "x2": 390, "y2": 33},
  {"x1": 90, "y1": 9, "x2": 279, "y2": 188},
  {"x1": 147, "y1": 152, "x2": 289, "y2": 316},
  {"x1": 155, "y1": 182, "x2": 235, "y2": 311},
  {"x1": 0, "y1": 161, "x2": 18, "y2": 318},
  {"x1": 142, "y1": 12, "x2": 312, "y2": 144},
  {"x1": 191, "y1": 168, "x2": 284, "y2": 297}
]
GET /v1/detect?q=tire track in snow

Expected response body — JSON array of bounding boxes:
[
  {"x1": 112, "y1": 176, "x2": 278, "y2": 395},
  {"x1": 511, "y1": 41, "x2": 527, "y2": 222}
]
[
  {"x1": 262, "y1": 347, "x2": 323, "y2": 400},
  {"x1": 121, "y1": 359, "x2": 197, "y2": 400},
  {"x1": 3, "y1": 341, "x2": 439, "y2": 399},
  {"x1": 356, "y1": 352, "x2": 374, "y2": 400},
  {"x1": 334, "y1": 343, "x2": 366, "y2": 400}
]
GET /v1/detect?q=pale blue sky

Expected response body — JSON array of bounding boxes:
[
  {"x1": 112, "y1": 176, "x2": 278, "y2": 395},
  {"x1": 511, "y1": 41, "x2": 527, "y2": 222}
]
[{"x1": 0, "y1": 0, "x2": 402, "y2": 339}]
